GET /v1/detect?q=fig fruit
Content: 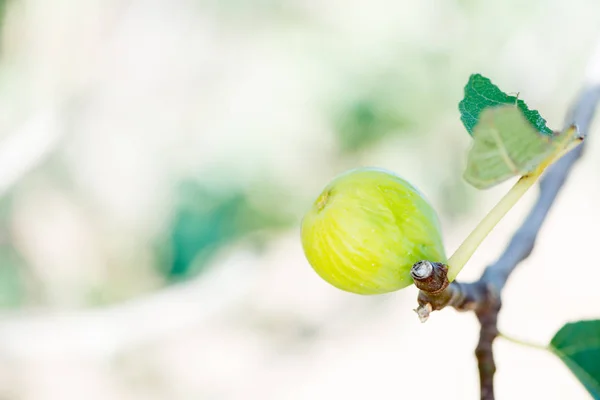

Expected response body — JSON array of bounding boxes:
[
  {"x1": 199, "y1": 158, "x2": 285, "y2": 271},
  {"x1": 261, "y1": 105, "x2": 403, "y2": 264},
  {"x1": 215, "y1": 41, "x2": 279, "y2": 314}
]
[{"x1": 301, "y1": 167, "x2": 446, "y2": 294}]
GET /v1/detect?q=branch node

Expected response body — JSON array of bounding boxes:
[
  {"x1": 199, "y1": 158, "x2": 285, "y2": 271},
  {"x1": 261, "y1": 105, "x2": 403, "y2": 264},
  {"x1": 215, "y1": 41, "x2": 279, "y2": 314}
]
[{"x1": 411, "y1": 261, "x2": 449, "y2": 294}]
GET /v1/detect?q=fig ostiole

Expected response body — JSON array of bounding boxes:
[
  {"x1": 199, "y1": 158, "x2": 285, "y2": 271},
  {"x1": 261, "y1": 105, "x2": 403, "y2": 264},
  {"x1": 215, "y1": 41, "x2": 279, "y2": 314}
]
[{"x1": 301, "y1": 167, "x2": 446, "y2": 295}]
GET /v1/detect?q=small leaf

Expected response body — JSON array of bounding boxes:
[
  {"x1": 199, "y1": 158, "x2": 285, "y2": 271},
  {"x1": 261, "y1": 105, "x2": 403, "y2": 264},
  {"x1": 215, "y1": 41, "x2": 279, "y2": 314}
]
[
  {"x1": 459, "y1": 73, "x2": 553, "y2": 136},
  {"x1": 550, "y1": 319, "x2": 600, "y2": 399},
  {"x1": 464, "y1": 105, "x2": 575, "y2": 189}
]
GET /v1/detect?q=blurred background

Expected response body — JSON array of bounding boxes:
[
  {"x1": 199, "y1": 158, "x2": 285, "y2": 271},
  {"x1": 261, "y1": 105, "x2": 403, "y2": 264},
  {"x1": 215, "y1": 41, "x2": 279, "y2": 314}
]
[{"x1": 0, "y1": 0, "x2": 599, "y2": 399}]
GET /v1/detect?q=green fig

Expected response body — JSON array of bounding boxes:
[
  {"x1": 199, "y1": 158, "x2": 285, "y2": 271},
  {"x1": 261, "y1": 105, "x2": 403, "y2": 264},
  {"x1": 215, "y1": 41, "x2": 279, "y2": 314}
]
[{"x1": 301, "y1": 167, "x2": 446, "y2": 295}]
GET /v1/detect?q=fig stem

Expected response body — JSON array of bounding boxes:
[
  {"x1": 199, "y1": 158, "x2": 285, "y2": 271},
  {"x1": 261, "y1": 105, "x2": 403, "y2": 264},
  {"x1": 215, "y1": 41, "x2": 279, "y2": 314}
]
[
  {"x1": 498, "y1": 332, "x2": 548, "y2": 351},
  {"x1": 447, "y1": 173, "x2": 539, "y2": 281},
  {"x1": 446, "y1": 127, "x2": 581, "y2": 281}
]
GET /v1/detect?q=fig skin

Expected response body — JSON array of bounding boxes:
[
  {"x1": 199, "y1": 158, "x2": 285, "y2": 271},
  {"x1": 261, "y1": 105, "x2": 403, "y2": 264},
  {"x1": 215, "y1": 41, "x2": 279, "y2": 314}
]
[{"x1": 301, "y1": 167, "x2": 446, "y2": 295}]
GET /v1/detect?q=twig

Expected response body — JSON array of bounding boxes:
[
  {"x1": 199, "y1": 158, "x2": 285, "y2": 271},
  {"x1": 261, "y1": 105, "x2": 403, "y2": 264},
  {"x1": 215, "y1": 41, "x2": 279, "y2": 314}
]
[{"x1": 412, "y1": 84, "x2": 600, "y2": 400}]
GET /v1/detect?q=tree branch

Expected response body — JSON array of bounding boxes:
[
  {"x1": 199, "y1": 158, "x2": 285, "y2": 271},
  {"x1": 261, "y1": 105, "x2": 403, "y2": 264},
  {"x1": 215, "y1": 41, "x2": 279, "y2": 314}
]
[{"x1": 412, "y1": 83, "x2": 600, "y2": 400}]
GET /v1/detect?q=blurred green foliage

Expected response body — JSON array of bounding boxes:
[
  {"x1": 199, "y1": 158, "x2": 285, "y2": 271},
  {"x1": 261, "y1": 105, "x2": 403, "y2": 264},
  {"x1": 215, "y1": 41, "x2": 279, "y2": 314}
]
[
  {"x1": 327, "y1": 49, "x2": 456, "y2": 155},
  {"x1": 161, "y1": 180, "x2": 291, "y2": 280},
  {"x1": 0, "y1": 245, "x2": 25, "y2": 307},
  {"x1": 0, "y1": 194, "x2": 25, "y2": 308},
  {"x1": 0, "y1": 0, "x2": 9, "y2": 50},
  {"x1": 333, "y1": 92, "x2": 411, "y2": 153}
]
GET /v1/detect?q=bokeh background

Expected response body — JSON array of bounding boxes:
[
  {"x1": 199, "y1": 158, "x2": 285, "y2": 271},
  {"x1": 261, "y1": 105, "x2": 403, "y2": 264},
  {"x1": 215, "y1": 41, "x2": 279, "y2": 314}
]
[{"x1": 0, "y1": 0, "x2": 599, "y2": 399}]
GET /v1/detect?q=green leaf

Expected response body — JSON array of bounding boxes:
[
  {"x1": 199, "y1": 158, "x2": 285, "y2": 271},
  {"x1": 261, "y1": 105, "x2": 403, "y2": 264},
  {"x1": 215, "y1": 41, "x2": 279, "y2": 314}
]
[
  {"x1": 463, "y1": 105, "x2": 575, "y2": 189},
  {"x1": 550, "y1": 320, "x2": 600, "y2": 399},
  {"x1": 459, "y1": 73, "x2": 553, "y2": 136}
]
